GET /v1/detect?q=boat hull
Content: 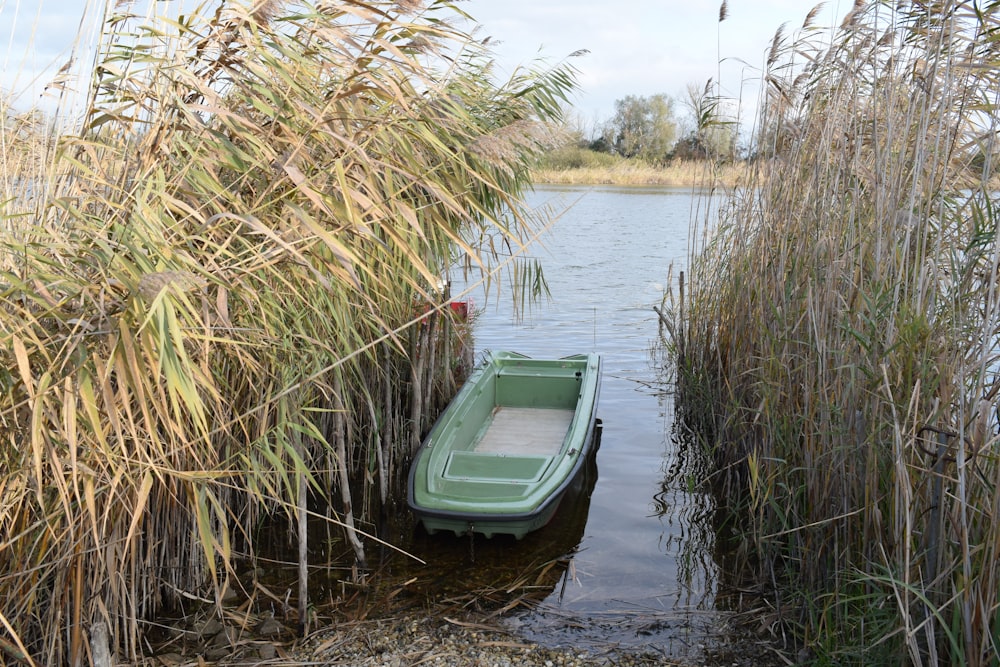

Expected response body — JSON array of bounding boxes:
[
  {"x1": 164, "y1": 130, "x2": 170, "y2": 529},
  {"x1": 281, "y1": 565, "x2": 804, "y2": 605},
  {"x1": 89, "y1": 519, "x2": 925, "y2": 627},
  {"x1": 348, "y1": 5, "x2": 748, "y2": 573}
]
[{"x1": 407, "y1": 351, "x2": 601, "y2": 539}]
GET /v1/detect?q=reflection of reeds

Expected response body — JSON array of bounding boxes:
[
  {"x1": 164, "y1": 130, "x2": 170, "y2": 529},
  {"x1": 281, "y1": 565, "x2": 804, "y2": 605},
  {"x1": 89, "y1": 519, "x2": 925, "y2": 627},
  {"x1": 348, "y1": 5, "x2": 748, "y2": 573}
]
[
  {"x1": 0, "y1": 1, "x2": 576, "y2": 663},
  {"x1": 674, "y1": 1, "x2": 1000, "y2": 663}
]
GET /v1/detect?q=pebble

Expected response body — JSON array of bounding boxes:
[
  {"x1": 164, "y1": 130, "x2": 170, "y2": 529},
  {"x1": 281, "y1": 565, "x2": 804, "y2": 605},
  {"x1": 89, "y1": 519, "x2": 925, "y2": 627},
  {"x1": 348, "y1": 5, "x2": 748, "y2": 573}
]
[{"x1": 256, "y1": 613, "x2": 284, "y2": 637}]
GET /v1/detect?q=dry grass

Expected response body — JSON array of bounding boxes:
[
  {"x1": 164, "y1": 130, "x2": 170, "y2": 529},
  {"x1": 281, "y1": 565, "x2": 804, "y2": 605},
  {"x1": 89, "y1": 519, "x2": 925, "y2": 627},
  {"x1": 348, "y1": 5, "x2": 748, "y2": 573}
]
[
  {"x1": 669, "y1": 1, "x2": 1000, "y2": 664},
  {"x1": 0, "y1": 1, "x2": 576, "y2": 663},
  {"x1": 535, "y1": 159, "x2": 746, "y2": 188}
]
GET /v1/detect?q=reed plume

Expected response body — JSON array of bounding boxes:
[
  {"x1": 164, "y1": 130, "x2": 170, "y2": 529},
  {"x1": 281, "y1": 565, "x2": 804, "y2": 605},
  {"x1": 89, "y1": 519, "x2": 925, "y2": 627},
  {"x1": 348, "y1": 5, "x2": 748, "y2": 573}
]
[
  {"x1": 0, "y1": 0, "x2": 576, "y2": 662},
  {"x1": 675, "y1": 1, "x2": 1000, "y2": 662}
]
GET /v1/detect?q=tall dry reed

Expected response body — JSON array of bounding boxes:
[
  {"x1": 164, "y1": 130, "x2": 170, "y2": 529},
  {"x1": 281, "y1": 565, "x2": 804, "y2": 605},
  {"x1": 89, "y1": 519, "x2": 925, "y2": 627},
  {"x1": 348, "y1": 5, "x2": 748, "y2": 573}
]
[
  {"x1": 671, "y1": 1, "x2": 1000, "y2": 663},
  {"x1": 0, "y1": 0, "x2": 576, "y2": 663}
]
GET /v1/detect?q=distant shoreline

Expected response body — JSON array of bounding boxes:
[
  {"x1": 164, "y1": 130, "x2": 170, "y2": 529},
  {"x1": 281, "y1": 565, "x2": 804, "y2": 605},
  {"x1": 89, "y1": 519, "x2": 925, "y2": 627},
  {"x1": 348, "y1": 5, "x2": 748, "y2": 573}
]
[
  {"x1": 535, "y1": 162, "x2": 998, "y2": 190},
  {"x1": 533, "y1": 160, "x2": 746, "y2": 188}
]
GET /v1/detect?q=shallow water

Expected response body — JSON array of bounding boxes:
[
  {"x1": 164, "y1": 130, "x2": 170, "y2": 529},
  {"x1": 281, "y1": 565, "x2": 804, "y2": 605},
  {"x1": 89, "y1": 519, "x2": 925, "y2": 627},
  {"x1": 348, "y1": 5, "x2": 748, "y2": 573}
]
[{"x1": 374, "y1": 185, "x2": 742, "y2": 659}]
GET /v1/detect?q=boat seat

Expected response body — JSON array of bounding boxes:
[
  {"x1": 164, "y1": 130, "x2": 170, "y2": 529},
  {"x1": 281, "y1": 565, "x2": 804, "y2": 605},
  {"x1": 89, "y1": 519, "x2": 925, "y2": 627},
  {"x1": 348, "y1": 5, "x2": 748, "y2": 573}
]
[
  {"x1": 443, "y1": 451, "x2": 551, "y2": 482},
  {"x1": 494, "y1": 370, "x2": 582, "y2": 410},
  {"x1": 496, "y1": 366, "x2": 582, "y2": 378}
]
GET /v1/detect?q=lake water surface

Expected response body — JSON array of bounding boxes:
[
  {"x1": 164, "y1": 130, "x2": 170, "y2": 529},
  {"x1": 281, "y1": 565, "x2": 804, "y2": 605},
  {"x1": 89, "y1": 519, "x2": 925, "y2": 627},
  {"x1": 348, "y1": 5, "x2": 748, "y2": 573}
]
[{"x1": 381, "y1": 185, "x2": 744, "y2": 660}]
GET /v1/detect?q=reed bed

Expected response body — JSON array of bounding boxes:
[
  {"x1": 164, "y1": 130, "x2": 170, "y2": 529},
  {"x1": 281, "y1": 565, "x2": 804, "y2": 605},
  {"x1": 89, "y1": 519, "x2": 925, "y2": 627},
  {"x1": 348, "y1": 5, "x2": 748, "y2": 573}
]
[
  {"x1": 535, "y1": 158, "x2": 745, "y2": 188},
  {"x1": 669, "y1": 1, "x2": 1000, "y2": 663},
  {"x1": 0, "y1": 0, "x2": 575, "y2": 663}
]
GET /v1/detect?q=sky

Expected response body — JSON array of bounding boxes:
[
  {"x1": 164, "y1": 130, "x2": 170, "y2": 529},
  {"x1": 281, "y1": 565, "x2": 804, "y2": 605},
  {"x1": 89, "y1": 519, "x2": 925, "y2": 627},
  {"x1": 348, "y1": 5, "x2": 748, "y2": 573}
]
[
  {"x1": 458, "y1": 0, "x2": 847, "y2": 132},
  {"x1": 1, "y1": 0, "x2": 848, "y2": 128},
  {"x1": 0, "y1": 0, "x2": 105, "y2": 114}
]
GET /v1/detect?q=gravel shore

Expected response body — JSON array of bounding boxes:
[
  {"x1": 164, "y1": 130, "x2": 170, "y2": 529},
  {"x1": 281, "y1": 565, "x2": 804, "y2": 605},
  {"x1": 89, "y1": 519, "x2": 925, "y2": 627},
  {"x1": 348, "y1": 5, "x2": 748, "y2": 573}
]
[
  {"x1": 294, "y1": 613, "x2": 664, "y2": 666},
  {"x1": 152, "y1": 545, "x2": 784, "y2": 666},
  {"x1": 155, "y1": 603, "x2": 783, "y2": 666},
  {"x1": 286, "y1": 610, "x2": 782, "y2": 667}
]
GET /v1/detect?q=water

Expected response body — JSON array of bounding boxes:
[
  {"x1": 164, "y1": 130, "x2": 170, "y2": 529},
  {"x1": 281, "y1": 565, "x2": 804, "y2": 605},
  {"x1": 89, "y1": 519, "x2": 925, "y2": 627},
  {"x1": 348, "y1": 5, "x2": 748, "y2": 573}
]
[{"x1": 372, "y1": 185, "x2": 743, "y2": 659}]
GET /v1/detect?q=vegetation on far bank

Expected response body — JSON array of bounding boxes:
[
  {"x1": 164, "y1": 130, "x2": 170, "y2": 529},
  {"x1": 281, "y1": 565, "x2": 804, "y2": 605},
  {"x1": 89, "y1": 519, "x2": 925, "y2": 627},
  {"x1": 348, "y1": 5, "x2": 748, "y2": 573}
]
[
  {"x1": 530, "y1": 76, "x2": 741, "y2": 187},
  {"x1": 534, "y1": 146, "x2": 745, "y2": 187}
]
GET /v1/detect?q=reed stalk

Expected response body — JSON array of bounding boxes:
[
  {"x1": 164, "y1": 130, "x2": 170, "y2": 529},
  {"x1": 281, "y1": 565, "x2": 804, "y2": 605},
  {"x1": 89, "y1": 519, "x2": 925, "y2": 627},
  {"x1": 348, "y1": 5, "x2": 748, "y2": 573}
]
[
  {"x1": 0, "y1": 0, "x2": 576, "y2": 662},
  {"x1": 672, "y1": 1, "x2": 1000, "y2": 663}
]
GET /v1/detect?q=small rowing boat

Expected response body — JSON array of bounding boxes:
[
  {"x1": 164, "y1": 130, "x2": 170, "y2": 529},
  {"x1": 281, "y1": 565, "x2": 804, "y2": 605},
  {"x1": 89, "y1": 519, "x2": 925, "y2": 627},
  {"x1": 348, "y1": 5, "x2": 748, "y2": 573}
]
[{"x1": 407, "y1": 351, "x2": 601, "y2": 539}]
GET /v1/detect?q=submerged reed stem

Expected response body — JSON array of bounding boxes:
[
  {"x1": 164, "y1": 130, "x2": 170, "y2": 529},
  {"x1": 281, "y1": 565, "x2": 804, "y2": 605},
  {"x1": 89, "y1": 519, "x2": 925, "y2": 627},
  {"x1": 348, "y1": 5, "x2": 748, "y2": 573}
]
[
  {"x1": 0, "y1": 0, "x2": 576, "y2": 661},
  {"x1": 676, "y1": 1, "x2": 1000, "y2": 662}
]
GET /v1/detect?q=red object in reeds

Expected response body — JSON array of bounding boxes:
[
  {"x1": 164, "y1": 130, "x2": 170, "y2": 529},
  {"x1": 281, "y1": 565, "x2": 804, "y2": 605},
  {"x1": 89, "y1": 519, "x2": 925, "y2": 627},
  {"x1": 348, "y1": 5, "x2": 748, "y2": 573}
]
[
  {"x1": 414, "y1": 299, "x2": 471, "y2": 321},
  {"x1": 448, "y1": 300, "x2": 471, "y2": 319}
]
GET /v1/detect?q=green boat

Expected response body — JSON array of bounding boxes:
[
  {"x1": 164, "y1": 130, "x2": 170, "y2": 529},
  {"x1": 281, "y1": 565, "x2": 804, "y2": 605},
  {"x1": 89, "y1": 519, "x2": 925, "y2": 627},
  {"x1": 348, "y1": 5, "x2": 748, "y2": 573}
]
[{"x1": 407, "y1": 351, "x2": 602, "y2": 539}]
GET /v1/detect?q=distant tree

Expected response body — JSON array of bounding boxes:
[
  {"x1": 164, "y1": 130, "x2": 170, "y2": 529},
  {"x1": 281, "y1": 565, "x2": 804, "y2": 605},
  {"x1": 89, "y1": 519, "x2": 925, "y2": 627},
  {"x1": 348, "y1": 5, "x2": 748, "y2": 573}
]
[
  {"x1": 588, "y1": 135, "x2": 612, "y2": 153},
  {"x1": 675, "y1": 80, "x2": 736, "y2": 161},
  {"x1": 604, "y1": 94, "x2": 677, "y2": 163},
  {"x1": 672, "y1": 134, "x2": 708, "y2": 161}
]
